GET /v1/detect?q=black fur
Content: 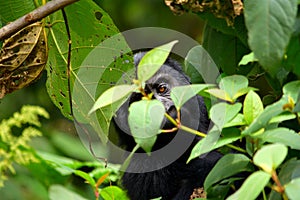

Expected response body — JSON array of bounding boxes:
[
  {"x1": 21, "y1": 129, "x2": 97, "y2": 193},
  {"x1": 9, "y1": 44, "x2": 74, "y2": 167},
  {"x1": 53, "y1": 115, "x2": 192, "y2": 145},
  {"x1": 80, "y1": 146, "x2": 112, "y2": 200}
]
[{"x1": 113, "y1": 52, "x2": 222, "y2": 200}]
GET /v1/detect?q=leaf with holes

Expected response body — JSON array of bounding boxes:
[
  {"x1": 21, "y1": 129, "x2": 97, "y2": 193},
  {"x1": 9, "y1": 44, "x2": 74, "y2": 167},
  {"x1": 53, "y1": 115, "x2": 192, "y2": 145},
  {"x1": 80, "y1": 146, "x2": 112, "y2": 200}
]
[
  {"x1": 46, "y1": 1, "x2": 134, "y2": 144},
  {"x1": 0, "y1": 22, "x2": 47, "y2": 98},
  {"x1": 46, "y1": 0, "x2": 133, "y2": 122}
]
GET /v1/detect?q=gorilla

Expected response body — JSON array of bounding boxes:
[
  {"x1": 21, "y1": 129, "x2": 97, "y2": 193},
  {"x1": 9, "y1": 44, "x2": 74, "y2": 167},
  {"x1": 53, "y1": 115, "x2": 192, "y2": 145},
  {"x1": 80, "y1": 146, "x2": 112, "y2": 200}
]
[{"x1": 113, "y1": 52, "x2": 222, "y2": 200}]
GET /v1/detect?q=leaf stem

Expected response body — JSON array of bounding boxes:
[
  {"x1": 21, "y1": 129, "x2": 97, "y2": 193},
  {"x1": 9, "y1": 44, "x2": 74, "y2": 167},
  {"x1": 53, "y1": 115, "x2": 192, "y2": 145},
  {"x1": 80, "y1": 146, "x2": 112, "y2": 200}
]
[
  {"x1": 164, "y1": 113, "x2": 247, "y2": 153},
  {"x1": 271, "y1": 170, "x2": 287, "y2": 199}
]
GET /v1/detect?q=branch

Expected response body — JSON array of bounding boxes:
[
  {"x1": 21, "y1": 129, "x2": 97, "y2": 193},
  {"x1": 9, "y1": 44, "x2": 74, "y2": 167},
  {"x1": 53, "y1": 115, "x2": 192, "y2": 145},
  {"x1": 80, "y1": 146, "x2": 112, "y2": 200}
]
[{"x1": 0, "y1": 0, "x2": 79, "y2": 40}]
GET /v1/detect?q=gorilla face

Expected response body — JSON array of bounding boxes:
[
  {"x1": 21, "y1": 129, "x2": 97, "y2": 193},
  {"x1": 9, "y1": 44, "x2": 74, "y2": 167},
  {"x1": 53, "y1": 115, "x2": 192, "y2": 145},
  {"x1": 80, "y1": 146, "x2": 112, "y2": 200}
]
[
  {"x1": 114, "y1": 52, "x2": 192, "y2": 135},
  {"x1": 143, "y1": 64, "x2": 190, "y2": 129}
]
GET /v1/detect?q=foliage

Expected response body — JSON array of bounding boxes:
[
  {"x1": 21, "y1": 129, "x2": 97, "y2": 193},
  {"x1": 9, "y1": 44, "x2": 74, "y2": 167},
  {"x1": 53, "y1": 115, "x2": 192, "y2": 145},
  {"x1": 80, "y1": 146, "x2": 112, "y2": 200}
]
[
  {"x1": 0, "y1": 105, "x2": 48, "y2": 186},
  {"x1": 1, "y1": 0, "x2": 300, "y2": 200}
]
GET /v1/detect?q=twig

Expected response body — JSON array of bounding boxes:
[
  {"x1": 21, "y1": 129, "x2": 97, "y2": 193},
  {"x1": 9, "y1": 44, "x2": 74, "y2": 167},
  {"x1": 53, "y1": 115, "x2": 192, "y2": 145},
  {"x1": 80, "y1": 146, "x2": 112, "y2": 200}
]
[{"x1": 0, "y1": 0, "x2": 79, "y2": 40}]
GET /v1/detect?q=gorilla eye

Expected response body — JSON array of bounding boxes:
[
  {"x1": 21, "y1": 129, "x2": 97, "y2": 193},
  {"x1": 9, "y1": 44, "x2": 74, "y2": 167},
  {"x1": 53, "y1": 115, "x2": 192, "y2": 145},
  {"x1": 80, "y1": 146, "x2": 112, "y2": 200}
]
[{"x1": 157, "y1": 84, "x2": 167, "y2": 94}]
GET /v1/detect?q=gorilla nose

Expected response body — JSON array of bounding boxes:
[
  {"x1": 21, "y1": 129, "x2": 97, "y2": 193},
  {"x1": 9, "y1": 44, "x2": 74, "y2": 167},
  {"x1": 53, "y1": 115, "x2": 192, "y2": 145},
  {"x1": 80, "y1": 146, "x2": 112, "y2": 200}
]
[{"x1": 163, "y1": 105, "x2": 178, "y2": 129}]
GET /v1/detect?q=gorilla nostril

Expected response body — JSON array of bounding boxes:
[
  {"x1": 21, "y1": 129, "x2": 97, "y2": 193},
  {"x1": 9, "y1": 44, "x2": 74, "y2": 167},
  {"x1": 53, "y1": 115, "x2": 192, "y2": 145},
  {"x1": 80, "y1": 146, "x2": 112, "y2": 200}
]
[{"x1": 167, "y1": 105, "x2": 177, "y2": 119}]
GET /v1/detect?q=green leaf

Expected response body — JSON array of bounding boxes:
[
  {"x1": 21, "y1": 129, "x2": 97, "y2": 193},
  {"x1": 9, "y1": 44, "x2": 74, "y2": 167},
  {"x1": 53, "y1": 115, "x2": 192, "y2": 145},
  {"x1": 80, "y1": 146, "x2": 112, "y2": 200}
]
[
  {"x1": 49, "y1": 185, "x2": 88, "y2": 200},
  {"x1": 100, "y1": 186, "x2": 129, "y2": 200},
  {"x1": 204, "y1": 154, "x2": 252, "y2": 190},
  {"x1": 171, "y1": 84, "x2": 213, "y2": 109},
  {"x1": 73, "y1": 170, "x2": 96, "y2": 186},
  {"x1": 184, "y1": 45, "x2": 219, "y2": 83},
  {"x1": 238, "y1": 52, "x2": 258, "y2": 66},
  {"x1": 0, "y1": 0, "x2": 35, "y2": 23},
  {"x1": 227, "y1": 171, "x2": 271, "y2": 200},
  {"x1": 187, "y1": 127, "x2": 220, "y2": 162},
  {"x1": 210, "y1": 102, "x2": 242, "y2": 130},
  {"x1": 89, "y1": 84, "x2": 137, "y2": 114},
  {"x1": 258, "y1": 128, "x2": 300, "y2": 150},
  {"x1": 253, "y1": 143, "x2": 288, "y2": 174},
  {"x1": 269, "y1": 112, "x2": 296, "y2": 123},
  {"x1": 283, "y1": 80, "x2": 300, "y2": 102},
  {"x1": 242, "y1": 96, "x2": 288, "y2": 135},
  {"x1": 224, "y1": 113, "x2": 247, "y2": 128},
  {"x1": 278, "y1": 158, "x2": 300, "y2": 184},
  {"x1": 128, "y1": 100, "x2": 165, "y2": 153},
  {"x1": 50, "y1": 130, "x2": 95, "y2": 161},
  {"x1": 205, "y1": 88, "x2": 232, "y2": 102},
  {"x1": 219, "y1": 75, "x2": 248, "y2": 101},
  {"x1": 213, "y1": 127, "x2": 242, "y2": 149},
  {"x1": 244, "y1": 0, "x2": 298, "y2": 76},
  {"x1": 137, "y1": 40, "x2": 178, "y2": 82},
  {"x1": 46, "y1": 0, "x2": 133, "y2": 122},
  {"x1": 233, "y1": 87, "x2": 258, "y2": 100},
  {"x1": 285, "y1": 178, "x2": 300, "y2": 200},
  {"x1": 269, "y1": 158, "x2": 300, "y2": 199},
  {"x1": 243, "y1": 91, "x2": 264, "y2": 125},
  {"x1": 202, "y1": 24, "x2": 250, "y2": 75}
]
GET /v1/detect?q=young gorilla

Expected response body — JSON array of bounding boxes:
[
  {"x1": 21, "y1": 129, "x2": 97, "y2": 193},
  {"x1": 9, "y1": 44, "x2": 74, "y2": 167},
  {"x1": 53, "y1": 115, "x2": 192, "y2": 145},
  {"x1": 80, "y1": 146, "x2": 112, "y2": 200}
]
[{"x1": 113, "y1": 52, "x2": 222, "y2": 200}]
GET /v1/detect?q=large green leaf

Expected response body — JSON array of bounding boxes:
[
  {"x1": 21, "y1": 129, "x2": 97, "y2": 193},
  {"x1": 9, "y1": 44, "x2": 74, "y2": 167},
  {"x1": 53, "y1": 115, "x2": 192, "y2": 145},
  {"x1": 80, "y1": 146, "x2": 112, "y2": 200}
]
[
  {"x1": 128, "y1": 100, "x2": 165, "y2": 153},
  {"x1": 227, "y1": 171, "x2": 271, "y2": 200},
  {"x1": 202, "y1": 25, "x2": 250, "y2": 76},
  {"x1": 204, "y1": 154, "x2": 252, "y2": 190},
  {"x1": 0, "y1": 0, "x2": 35, "y2": 24},
  {"x1": 184, "y1": 45, "x2": 219, "y2": 83},
  {"x1": 253, "y1": 143, "x2": 288, "y2": 174},
  {"x1": 244, "y1": 0, "x2": 298, "y2": 76},
  {"x1": 46, "y1": 1, "x2": 133, "y2": 141}
]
